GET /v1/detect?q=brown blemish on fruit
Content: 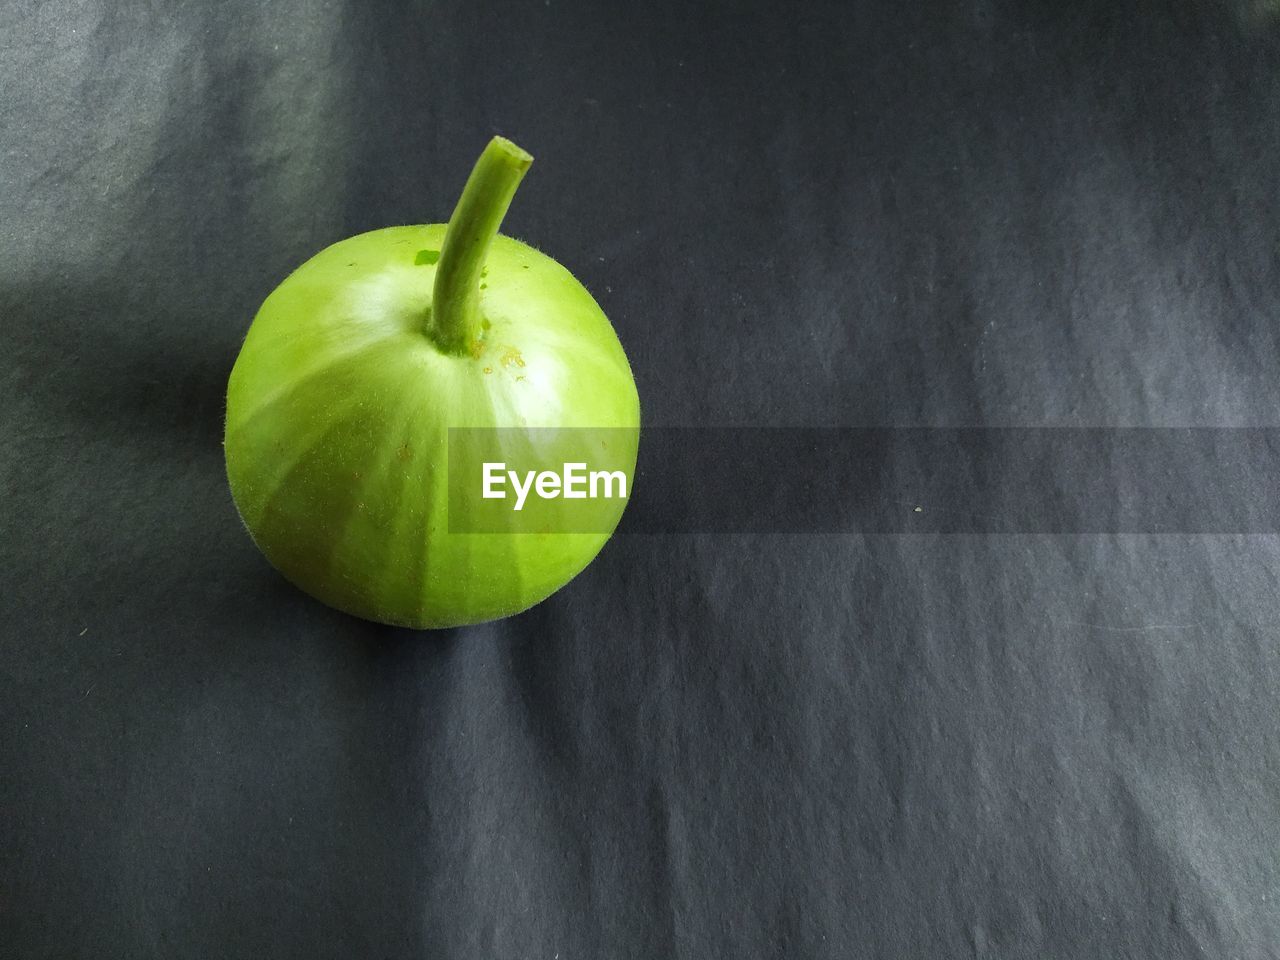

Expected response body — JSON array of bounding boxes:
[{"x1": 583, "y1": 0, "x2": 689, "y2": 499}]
[
  {"x1": 515, "y1": 375, "x2": 526, "y2": 382},
  {"x1": 469, "y1": 339, "x2": 484, "y2": 359},
  {"x1": 483, "y1": 367, "x2": 493, "y2": 375},
  {"x1": 396, "y1": 442, "x2": 412, "y2": 462},
  {"x1": 500, "y1": 346, "x2": 526, "y2": 369}
]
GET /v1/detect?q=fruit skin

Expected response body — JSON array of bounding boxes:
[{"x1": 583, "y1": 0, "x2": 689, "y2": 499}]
[{"x1": 224, "y1": 221, "x2": 640, "y2": 629}]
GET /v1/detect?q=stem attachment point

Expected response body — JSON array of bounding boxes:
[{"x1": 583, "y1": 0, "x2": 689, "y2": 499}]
[{"x1": 428, "y1": 137, "x2": 533, "y2": 355}]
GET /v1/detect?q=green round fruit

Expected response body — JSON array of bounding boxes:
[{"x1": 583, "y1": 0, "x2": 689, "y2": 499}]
[{"x1": 225, "y1": 137, "x2": 640, "y2": 628}]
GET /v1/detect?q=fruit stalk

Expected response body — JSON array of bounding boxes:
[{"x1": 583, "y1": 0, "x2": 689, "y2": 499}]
[{"x1": 429, "y1": 136, "x2": 534, "y2": 354}]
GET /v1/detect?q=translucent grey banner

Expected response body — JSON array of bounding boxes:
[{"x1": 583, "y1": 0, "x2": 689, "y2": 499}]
[{"x1": 616, "y1": 428, "x2": 1280, "y2": 534}]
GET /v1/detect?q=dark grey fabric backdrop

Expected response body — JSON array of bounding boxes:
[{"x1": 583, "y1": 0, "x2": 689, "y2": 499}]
[{"x1": 3, "y1": 1, "x2": 1280, "y2": 957}]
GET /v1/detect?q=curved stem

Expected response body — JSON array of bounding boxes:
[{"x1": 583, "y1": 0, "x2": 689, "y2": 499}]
[{"x1": 428, "y1": 136, "x2": 533, "y2": 354}]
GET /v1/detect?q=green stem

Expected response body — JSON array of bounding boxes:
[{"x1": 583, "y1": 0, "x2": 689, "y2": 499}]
[{"x1": 428, "y1": 136, "x2": 533, "y2": 354}]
